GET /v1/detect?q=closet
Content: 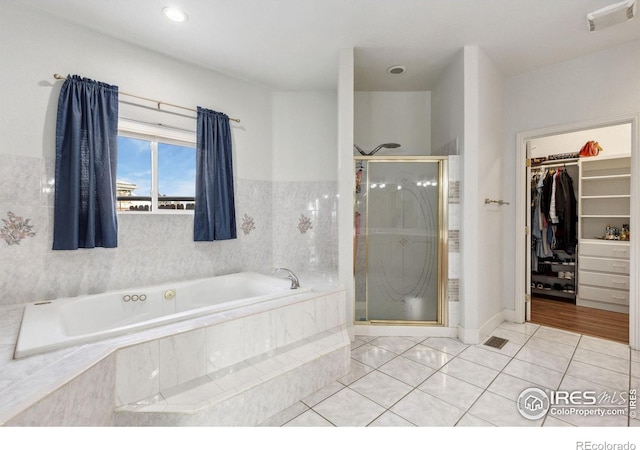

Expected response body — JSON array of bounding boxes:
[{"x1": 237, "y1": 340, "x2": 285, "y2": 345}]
[
  {"x1": 528, "y1": 124, "x2": 632, "y2": 316},
  {"x1": 530, "y1": 162, "x2": 579, "y2": 303}
]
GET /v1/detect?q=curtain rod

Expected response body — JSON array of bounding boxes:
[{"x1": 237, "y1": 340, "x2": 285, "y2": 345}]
[{"x1": 53, "y1": 74, "x2": 240, "y2": 123}]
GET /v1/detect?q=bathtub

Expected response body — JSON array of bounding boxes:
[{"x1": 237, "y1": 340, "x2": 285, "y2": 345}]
[{"x1": 14, "y1": 271, "x2": 310, "y2": 359}]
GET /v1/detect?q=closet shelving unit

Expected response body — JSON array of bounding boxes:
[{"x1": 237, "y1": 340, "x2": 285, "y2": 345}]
[
  {"x1": 530, "y1": 261, "x2": 577, "y2": 301},
  {"x1": 578, "y1": 155, "x2": 631, "y2": 313}
]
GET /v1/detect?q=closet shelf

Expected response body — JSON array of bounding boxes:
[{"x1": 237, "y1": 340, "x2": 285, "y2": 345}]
[
  {"x1": 581, "y1": 214, "x2": 630, "y2": 218},
  {"x1": 581, "y1": 195, "x2": 631, "y2": 199},
  {"x1": 531, "y1": 288, "x2": 576, "y2": 299},
  {"x1": 532, "y1": 274, "x2": 575, "y2": 282},
  {"x1": 581, "y1": 238, "x2": 630, "y2": 244},
  {"x1": 582, "y1": 174, "x2": 631, "y2": 180},
  {"x1": 577, "y1": 155, "x2": 631, "y2": 314}
]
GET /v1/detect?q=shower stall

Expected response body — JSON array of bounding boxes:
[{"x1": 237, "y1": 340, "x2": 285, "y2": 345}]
[{"x1": 354, "y1": 156, "x2": 448, "y2": 325}]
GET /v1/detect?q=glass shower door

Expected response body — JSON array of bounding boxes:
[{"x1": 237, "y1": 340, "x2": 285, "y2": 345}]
[{"x1": 354, "y1": 158, "x2": 446, "y2": 323}]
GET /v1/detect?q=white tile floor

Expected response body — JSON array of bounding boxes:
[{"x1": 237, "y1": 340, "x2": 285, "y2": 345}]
[{"x1": 259, "y1": 321, "x2": 640, "y2": 427}]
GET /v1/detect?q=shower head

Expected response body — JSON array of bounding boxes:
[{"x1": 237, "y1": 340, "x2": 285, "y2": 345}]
[{"x1": 354, "y1": 143, "x2": 401, "y2": 156}]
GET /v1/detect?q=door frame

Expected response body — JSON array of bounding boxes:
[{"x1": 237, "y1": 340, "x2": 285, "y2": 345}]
[{"x1": 514, "y1": 114, "x2": 640, "y2": 350}]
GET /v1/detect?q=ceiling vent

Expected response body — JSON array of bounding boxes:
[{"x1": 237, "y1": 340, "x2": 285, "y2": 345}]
[
  {"x1": 387, "y1": 65, "x2": 406, "y2": 75},
  {"x1": 587, "y1": 0, "x2": 635, "y2": 32}
]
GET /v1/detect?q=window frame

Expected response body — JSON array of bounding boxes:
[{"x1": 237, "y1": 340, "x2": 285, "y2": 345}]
[{"x1": 117, "y1": 119, "x2": 197, "y2": 215}]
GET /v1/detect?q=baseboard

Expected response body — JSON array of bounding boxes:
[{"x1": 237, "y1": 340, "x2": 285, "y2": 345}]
[
  {"x1": 458, "y1": 309, "x2": 507, "y2": 345},
  {"x1": 503, "y1": 308, "x2": 518, "y2": 323},
  {"x1": 349, "y1": 324, "x2": 458, "y2": 338}
]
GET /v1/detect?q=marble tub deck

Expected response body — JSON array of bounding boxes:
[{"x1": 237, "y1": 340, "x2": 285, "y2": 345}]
[
  {"x1": 0, "y1": 276, "x2": 344, "y2": 426},
  {"x1": 2, "y1": 300, "x2": 639, "y2": 427}
]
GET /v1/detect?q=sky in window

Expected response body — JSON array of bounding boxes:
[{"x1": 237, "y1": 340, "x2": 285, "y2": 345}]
[
  {"x1": 117, "y1": 136, "x2": 196, "y2": 197},
  {"x1": 158, "y1": 143, "x2": 196, "y2": 197}
]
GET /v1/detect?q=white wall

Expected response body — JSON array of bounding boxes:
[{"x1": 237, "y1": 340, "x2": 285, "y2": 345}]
[
  {"x1": 435, "y1": 46, "x2": 506, "y2": 343},
  {"x1": 505, "y1": 40, "x2": 640, "y2": 139},
  {"x1": 271, "y1": 91, "x2": 339, "y2": 274},
  {"x1": 431, "y1": 53, "x2": 464, "y2": 157},
  {"x1": 458, "y1": 47, "x2": 483, "y2": 341},
  {"x1": 0, "y1": 3, "x2": 338, "y2": 307},
  {"x1": 503, "y1": 39, "x2": 640, "y2": 314},
  {"x1": 354, "y1": 91, "x2": 431, "y2": 155},
  {"x1": 0, "y1": 2, "x2": 273, "y2": 180},
  {"x1": 431, "y1": 49, "x2": 465, "y2": 330},
  {"x1": 529, "y1": 123, "x2": 632, "y2": 159},
  {"x1": 272, "y1": 91, "x2": 338, "y2": 181},
  {"x1": 338, "y1": 48, "x2": 355, "y2": 328},
  {"x1": 476, "y1": 47, "x2": 506, "y2": 331}
]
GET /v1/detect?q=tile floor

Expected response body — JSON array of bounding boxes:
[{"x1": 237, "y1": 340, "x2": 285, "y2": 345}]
[{"x1": 259, "y1": 321, "x2": 640, "y2": 427}]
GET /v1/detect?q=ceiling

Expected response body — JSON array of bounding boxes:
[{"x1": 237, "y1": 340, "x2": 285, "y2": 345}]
[{"x1": 16, "y1": 0, "x2": 640, "y2": 91}]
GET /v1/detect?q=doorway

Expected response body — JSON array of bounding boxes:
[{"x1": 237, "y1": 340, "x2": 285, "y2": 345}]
[
  {"x1": 515, "y1": 115, "x2": 639, "y2": 349},
  {"x1": 530, "y1": 296, "x2": 628, "y2": 343}
]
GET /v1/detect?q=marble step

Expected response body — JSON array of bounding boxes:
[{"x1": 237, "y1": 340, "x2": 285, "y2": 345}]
[{"x1": 114, "y1": 327, "x2": 350, "y2": 426}]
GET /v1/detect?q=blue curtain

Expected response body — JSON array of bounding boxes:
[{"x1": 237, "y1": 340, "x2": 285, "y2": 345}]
[
  {"x1": 194, "y1": 107, "x2": 237, "y2": 241},
  {"x1": 53, "y1": 75, "x2": 119, "y2": 250}
]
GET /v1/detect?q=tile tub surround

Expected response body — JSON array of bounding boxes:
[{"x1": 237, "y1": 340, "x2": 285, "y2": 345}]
[
  {"x1": 272, "y1": 180, "x2": 338, "y2": 274},
  {"x1": 0, "y1": 287, "x2": 348, "y2": 426},
  {"x1": 0, "y1": 153, "x2": 339, "y2": 310},
  {"x1": 0, "y1": 169, "x2": 273, "y2": 307}
]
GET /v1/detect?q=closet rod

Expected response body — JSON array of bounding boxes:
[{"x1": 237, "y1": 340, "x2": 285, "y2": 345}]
[
  {"x1": 53, "y1": 74, "x2": 240, "y2": 123},
  {"x1": 531, "y1": 158, "x2": 579, "y2": 169}
]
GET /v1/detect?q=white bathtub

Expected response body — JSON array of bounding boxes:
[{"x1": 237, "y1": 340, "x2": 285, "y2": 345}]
[{"x1": 14, "y1": 271, "x2": 310, "y2": 359}]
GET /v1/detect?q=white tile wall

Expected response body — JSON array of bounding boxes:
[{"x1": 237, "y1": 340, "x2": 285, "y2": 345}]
[
  {"x1": 0, "y1": 154, "x2": 339, "y2": 309},
  {"x1": 7, "y1": 354, "x2": 116, "y2": 426},
  {"x1": 115, "y1": 340, "x2": 160, "y2": 405},
  {"x1": 205, "y1": 319, "x2": 246, "y2": 372},
  {"x1": 158, "y1": 328, "x2": 208, "y2": 391}
]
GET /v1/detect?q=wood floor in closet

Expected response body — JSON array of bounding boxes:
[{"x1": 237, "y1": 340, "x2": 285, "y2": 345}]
[{"x1": 529, "y1": 296, "x2": 629, "y2": 344}]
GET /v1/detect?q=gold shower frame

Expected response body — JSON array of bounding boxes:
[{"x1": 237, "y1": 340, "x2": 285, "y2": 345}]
[{"x1": 353, "y1": 156, "x2": 449, "y2": 326}]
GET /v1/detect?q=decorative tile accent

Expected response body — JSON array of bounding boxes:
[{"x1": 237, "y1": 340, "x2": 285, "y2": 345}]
[
  {"x1": 0, "y1": 211, "x2": 36, "y2": 245},
  {"x1": 448, "y1": 181, "x2": 460, "y2": 204},
  {"x1": 448, "y1": 230, "x2": 460, "y2": 252},
  {"x1": 448, "y1": 278, "x2": 460, "y2": 302},
  {"x1": 297, "y1": 214, "x2": 313, "y2": 234},
  {"x1": 240, "y1": 213, "x2": 256, "y2": 235}
]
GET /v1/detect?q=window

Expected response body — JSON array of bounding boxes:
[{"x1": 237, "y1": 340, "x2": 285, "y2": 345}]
[{"x1": 117, "y1": 121, "x2": 196, "y2": 213}]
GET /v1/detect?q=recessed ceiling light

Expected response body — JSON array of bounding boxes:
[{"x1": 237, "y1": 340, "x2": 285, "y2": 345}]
[
  {"x1": 163, "y1": 6, "x2": 188, "y2": 22},
  {"x1": 387, "y1": 65, "x2": 406, "y2": 75}
]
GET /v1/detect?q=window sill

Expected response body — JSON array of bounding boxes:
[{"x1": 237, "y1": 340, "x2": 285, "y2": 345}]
[{"x1": 117, "y1": 210, "x2": 194, "y2": 216}]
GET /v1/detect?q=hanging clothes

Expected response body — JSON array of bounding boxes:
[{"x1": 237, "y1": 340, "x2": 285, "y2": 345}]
[
  {"x1": 549, "y1": 170, "x2": 560, "y2": 224},
  {"x1": 554, "y1": 169, "x2": 578, "y2": 254},
  {"x1": 530, "y1": 166, "x2": 577, "y2": 257},
  {"x1": 532, "y1": 170, "x2": 553, "y2": 260}
]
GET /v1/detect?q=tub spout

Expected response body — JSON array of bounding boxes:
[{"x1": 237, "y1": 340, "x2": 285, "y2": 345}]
[{"x1": 271, "y1": 268, "x2": 300, "y2": 289}]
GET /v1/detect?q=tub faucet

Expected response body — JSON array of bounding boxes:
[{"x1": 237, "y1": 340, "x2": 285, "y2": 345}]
[{"x1": 272, "y1": 268, "x2": 300, "y2": 289}]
